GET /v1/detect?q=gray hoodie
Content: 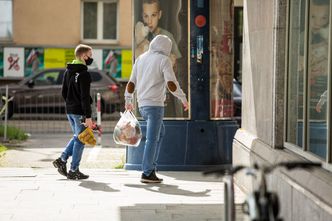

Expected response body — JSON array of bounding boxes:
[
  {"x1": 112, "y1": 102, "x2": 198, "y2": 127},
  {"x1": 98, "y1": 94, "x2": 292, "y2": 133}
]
[{"x1": 125, "y1": 35, "x2": 187, "y2": 108}]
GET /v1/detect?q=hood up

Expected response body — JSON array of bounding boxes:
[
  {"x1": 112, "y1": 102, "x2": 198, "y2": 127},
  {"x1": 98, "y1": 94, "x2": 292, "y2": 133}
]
[{"x1": 148, "y1": 35, "x2": 172, "y2": 56}]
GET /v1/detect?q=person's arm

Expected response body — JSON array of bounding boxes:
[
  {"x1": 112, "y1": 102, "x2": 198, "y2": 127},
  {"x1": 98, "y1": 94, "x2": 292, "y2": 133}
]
[
  {"x1": 134, "y1": 22, "x2": 150, "y2": 58},
  {"x1": 61, "y1": 71, "x2": 68, "y2": 101},
  {"x1": 124, "y1": 59, "x2": 138, "y2": 110},
  {"x1": 79, "y1": 72, "x2": 92, "y2": 120},
  {"x1": 135, "y1": 22, "x2": 149, "y2": 45},
  {"x1": 135, "y1": 39, "x2": 150, "y2": 59},
  {"x1": 316, "y1": 90, "x2": 328, "y2": 113},
  {"x1": 213, "y1": 79, "x2": 223, "y2": 117},
  {"x1": 161, "y1": 57, "x2": 188, "y2": 111}
]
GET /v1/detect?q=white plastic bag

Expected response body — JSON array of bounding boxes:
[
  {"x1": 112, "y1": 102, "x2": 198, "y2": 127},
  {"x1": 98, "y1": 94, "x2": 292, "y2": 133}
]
[{"x1": 113, "y1": 110, "x2": 142, "y2": 147}]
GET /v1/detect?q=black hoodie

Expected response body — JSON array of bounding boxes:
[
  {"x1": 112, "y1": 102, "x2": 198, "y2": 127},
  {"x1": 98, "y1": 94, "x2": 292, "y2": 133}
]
[{"x1": 61, "y1": 63, "x2": 92, "y2": 118}]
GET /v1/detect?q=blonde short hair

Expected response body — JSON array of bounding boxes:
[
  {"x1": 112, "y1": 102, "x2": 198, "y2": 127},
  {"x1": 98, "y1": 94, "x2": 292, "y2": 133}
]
[{"x1": 74, "y1": 44, "x2": 92, "y2": 58}]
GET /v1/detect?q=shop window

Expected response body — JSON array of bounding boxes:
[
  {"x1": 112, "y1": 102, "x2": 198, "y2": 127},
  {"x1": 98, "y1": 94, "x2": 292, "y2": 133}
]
[
  {"x1": 234, "y1": 7, "x2": 243, "y2": 83},
  {"x1": 210, "y1": 0, "x2": 236, "y2": 120},
  {"x1": 0, "y1": 0, "x2": 12, "y2": 41},
  {"x1": 82, "y1": 0, "x2": 118, "y2": 43},
  {"x1": 286, "y1": 0, "x2": 330, "y2": 160}
]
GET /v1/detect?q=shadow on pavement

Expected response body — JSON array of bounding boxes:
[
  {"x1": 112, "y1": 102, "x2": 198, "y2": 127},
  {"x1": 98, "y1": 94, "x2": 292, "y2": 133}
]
[
  {"x1": 79, "y1": 180, "x2": 120, "y2": 192},
  {"x1": 125, "y1": 183, "x2": 211, "y2": 197},
  {"x1": 158, "y1": 171, "x2": 223, "y2": 183},
  {"x1": 39, "y1": 158, "x2": 54, "y2": 162}
]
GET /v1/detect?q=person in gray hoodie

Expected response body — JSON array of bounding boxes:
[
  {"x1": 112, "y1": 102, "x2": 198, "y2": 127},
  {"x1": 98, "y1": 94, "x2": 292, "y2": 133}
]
[{"x1": 125, "y1": 35, "x2": 188, "y2": 183}]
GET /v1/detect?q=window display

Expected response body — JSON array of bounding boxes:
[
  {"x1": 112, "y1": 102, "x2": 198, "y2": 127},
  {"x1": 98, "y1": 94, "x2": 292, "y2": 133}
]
[
  {"x1": 287, "y1": 0, "x2": 330, "y2": 159},
  {"x1": 210, "y1": 0, "x2": 234, "y2": 119}
]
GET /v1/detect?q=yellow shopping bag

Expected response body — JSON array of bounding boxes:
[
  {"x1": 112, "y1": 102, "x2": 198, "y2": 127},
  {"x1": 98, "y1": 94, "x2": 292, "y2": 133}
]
[{"x1": 78, "y1": 127, "x2": 96, "y2": 146}]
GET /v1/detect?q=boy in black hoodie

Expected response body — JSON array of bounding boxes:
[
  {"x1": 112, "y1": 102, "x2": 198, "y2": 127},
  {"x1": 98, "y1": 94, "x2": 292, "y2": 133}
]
[{"x1": 53, "y1": 44, "x2": 94, "y2": 180}]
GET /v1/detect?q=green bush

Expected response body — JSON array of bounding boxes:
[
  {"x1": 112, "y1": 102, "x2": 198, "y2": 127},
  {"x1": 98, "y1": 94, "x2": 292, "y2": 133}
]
[
  {"x1": 114, "y1": 154, "x2": 125, "y2": 169},
  {"x1": 0, "y1": 125, "x2": 28, "y2": 141},
  {"x1": 0, "y1": 144, "x2": 7, "y2": 158},
  {"x1": 0, "y1": 145, "x2": 7, "y2": 153}
]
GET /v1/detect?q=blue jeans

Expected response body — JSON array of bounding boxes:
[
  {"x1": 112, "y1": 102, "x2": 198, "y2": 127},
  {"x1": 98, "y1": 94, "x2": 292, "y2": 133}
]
[
  {"x1": 61, "y1": 114, "x2": 85, "y2": 171},
  {"x1": 139, "y1": 106, "x2": 165, "y2": 176}
]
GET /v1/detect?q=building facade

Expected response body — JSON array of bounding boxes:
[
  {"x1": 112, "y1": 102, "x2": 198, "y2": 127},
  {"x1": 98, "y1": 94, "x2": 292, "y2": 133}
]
[
  {"x1": 0, "y1": 0, "x2": 132, "y2": 81},
  {"x1": 234, "y1": 0, "x2": 332, "y2": 220}
]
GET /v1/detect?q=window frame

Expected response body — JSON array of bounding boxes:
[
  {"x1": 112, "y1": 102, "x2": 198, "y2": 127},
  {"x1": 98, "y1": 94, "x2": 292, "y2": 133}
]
[
  {"x1": 81, "y1": 0, "x2": 119, "y2": 44},
  {"x1": 0, "y1": 0, "x2": 13, "y2": 42},
  {"x1": 285, "y1": 0, "x2": 332, "y2": 168}
]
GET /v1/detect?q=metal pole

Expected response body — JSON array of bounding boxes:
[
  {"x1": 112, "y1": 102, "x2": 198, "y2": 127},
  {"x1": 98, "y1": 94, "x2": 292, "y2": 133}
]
[
  {"x1": 4, "y1": 85, "x2": 8, "y2": 141},
  {"x1": 224, "y1": 175, "x2": 235, "y2": 221},
  {"x1": 96, "y1": 93, "x2": 102, "y2": 145}
]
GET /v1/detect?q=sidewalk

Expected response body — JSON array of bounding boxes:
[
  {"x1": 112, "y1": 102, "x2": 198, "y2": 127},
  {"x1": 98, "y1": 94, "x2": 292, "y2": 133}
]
[
  {"x1": 0, "y1": 133, "x2": 246, "y2": 220},
  {"x1": 0, "y1": 168, "x2": 246, "y2": 221}
]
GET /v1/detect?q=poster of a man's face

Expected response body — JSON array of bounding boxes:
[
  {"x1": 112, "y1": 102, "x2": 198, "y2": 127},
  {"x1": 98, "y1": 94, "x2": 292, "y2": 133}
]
[
  {"x1": 142, "y1": 1, "x2": 162, "y2": 34},
  {"x1": 133, "y1": 0, "x2": 188, "y2": 118}
]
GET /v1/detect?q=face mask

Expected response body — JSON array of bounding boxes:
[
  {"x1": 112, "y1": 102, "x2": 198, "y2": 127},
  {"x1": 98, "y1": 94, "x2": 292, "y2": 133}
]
[{"x1": 85, "y1": 57, "x2": 93, "y2": 66}]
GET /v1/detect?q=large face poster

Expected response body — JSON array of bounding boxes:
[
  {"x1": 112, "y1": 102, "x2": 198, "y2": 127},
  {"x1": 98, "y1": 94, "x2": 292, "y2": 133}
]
[{"x1": 133, "y1": 0, "x2": 188, "y2": 118}]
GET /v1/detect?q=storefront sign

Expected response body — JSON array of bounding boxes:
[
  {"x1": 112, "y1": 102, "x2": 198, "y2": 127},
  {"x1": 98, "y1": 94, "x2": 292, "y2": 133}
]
[
  {"x1": 44, "y1": 48, "x2": 75, "y2": 68},
  {"x1": 121, "y1": 50, "x2": 132, "y2": 80},
  {"x1": 4, "y1": 47, "x2": 25, "y2": 77}
]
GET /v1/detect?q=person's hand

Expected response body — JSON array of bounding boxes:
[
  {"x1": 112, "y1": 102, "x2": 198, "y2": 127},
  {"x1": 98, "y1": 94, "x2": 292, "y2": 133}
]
[
  {"x1": 135, "y1": 21, "x2": 149, "y2": 45},
  {"x1": 183, "y1": 101, "x2": 189, "y2": 111},
  {"x1": 316, "y1": 103, "x2": 322, "y2": 113},
  {"x1": 84, "y1": 118, "x2": 94, "y2": 129},
  {"x1": 125, "y1": 103, "x2": 134, "y2": 111}
]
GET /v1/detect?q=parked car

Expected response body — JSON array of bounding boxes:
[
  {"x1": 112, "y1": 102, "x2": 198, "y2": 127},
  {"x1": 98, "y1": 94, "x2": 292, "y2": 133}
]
[{"x1": 0, "y1": 68, "x2": 122, "y2": 119}]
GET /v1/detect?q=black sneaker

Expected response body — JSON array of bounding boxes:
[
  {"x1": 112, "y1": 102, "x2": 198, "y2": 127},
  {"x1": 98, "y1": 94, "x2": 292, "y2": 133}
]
[
  {"x1": 141, "y1": 170, "x2": 163, "y2": 183},
  {"x1": 67, "y1": 169, "x2": 89, "y2": 180},
  {"x1": 52, "y1": 158, "x2": 67, "y2": 177}
]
